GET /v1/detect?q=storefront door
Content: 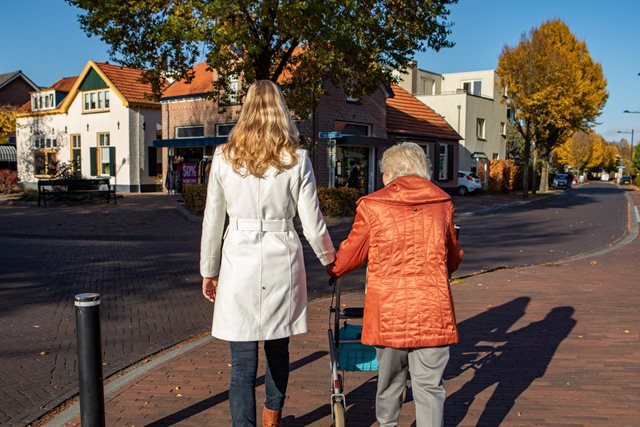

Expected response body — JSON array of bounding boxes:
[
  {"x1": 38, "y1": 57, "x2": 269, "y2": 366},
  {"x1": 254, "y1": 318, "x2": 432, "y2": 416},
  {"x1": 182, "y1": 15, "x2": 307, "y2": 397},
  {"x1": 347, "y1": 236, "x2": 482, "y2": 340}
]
[{"x1": 335, "y1": 146, "x2": 369, "y2": 193}]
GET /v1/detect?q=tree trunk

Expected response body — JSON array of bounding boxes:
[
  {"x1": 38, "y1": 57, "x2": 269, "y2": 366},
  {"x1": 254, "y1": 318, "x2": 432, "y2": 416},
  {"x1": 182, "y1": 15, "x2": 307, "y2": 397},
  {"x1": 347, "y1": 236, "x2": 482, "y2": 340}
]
[
  {"x1": 522, "y1": 139, "x2": 530, "y2": 199},
  {"x1": 532, "y1": 149, "x2": 537, "y2": 195},
  {"x1": 540, "y1": 160, "x2": 549, "y2": 192}
]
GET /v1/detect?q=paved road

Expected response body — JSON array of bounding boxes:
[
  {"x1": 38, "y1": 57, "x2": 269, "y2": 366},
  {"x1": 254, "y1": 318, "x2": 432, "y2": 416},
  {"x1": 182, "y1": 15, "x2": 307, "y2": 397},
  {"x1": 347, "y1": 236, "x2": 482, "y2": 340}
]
[
  {"x1": 454, "y1": 181, "x2": 629, "y2": 276},
  {"x1": 0, "y1": 182, "x2": 629, "y2": 426}
]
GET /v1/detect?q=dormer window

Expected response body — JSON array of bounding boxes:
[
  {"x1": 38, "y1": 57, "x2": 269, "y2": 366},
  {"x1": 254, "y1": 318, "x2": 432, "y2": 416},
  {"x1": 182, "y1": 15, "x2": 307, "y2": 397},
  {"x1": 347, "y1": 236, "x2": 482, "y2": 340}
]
[
  {"x1": 32, "y1": 91, "x2": 56, "y2": 112},
  {"x1": 83, "y1": 89, "x2": 110, "y2": 113}
]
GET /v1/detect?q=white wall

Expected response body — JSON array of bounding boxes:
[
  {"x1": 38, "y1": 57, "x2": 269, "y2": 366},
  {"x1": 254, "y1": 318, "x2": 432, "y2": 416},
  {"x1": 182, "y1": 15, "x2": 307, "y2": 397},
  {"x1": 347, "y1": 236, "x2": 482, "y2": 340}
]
[{"x1": 16, "y1": 88, "x2": 162, "y2": 191}]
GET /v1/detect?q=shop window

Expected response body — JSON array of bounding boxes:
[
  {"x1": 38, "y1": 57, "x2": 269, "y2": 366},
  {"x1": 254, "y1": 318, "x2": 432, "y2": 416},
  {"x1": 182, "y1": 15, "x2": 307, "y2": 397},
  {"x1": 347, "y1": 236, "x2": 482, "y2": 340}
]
[
  {"x1": 216, "y1": 123, "x2": 235, "y2": 136},
  {"x1": 176, "y1": 125, "x2": 204, "y2": 138},
  {"x1": 334, "y1": 146, "x2": 368, "y2": 192}
]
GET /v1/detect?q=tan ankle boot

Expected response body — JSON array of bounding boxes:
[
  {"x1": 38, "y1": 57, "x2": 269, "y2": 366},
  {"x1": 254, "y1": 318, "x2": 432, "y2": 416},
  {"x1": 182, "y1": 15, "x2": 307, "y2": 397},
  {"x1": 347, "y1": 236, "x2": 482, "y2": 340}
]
[{"x1": 262, "y1": 406, "x2": 282, "y2": 427}]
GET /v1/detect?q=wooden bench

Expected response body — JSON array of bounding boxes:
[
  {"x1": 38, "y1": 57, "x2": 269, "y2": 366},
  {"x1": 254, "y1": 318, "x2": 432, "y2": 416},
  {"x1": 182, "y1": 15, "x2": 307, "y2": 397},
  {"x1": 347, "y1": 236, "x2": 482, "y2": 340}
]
[{"x1": 37, "y1": 178, "x2": 116, "y2": 207}]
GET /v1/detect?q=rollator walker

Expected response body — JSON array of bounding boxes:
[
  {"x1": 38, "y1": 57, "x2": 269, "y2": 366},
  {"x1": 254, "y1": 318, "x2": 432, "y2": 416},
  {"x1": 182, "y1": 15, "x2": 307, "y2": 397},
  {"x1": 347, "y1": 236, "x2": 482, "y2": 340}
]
[{"x1": 327, "y1": 277, "x2": 378, "y2": 427}]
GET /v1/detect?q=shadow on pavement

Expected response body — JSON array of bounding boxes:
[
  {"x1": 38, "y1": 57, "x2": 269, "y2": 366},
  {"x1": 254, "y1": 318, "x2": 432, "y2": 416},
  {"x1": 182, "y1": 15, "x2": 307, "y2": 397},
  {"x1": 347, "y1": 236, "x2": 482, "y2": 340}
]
[
  {"x1": 145, "y1": 350, "x2": 328, "y2": 427},
  {"x1": 444, "y1": 298, "x2": 576, "y2": 426}
]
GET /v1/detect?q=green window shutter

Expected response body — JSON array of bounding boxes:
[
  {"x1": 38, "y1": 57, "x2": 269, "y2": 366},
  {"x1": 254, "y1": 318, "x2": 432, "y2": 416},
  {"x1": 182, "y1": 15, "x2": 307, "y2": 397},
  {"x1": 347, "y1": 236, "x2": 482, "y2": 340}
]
[
  {"x1": 109, "y1": 147, "x2": 116, "y2": 177},
  {"x1": 148, "y1": 147, "x2": 157, "y2": 176},
  {"x1": 90, "y1": 147, "x2": 97, "y2": 176}
]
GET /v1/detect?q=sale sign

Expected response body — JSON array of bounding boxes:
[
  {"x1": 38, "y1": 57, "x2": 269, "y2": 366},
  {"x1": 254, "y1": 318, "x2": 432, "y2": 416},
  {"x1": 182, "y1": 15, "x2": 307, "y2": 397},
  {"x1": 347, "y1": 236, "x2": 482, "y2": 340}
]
[{"x1": 182, "y1": 162, "x2": 198, "y2": 184}]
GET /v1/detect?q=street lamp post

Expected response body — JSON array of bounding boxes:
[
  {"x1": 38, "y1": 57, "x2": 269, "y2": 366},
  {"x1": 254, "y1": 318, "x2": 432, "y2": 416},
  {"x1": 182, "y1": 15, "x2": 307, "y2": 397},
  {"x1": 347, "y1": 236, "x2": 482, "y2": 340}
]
[{"x1": 617, "y1": 129, "x2": 634, "y2": 163}]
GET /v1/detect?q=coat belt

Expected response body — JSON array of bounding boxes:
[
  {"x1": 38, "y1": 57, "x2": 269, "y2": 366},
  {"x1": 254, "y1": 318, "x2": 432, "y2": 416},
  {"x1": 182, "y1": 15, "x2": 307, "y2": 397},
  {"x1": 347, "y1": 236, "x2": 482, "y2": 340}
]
[{"x1": 228, "y1": 218, "x2": 295, "y2": 232}]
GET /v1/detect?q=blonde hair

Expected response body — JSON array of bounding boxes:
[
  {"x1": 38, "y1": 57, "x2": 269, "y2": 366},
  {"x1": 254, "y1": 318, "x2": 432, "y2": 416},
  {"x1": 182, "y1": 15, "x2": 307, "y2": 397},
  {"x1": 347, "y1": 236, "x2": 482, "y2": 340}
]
[
  {"x1": 380, "y1": 142, "x2": 432, "y2": 181},
  {"x1": 222, "y1": 80, "x2": 300, "y2": 177}
]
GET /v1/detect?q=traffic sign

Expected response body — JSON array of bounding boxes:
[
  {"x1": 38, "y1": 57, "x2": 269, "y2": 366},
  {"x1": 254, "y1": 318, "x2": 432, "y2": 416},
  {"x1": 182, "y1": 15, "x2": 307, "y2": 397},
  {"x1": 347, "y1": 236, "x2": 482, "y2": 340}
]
[{"x1": 318, "y1": 131, "x2": 342, "y2": 139}]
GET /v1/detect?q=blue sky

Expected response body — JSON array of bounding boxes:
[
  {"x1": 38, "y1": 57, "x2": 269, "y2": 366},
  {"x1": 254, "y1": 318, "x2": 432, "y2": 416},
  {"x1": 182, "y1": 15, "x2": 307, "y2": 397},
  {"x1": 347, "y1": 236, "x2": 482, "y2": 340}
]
[{"x1": 2, "y1": 0, "x2": 639, "y2": 142}]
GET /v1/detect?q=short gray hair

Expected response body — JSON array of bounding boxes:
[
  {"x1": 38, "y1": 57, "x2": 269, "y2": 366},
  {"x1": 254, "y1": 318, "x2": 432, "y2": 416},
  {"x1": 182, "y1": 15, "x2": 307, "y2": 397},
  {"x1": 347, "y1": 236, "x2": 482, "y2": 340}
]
[{"x1": 379, "y1": 142, "x2": 432, "y2": 181}]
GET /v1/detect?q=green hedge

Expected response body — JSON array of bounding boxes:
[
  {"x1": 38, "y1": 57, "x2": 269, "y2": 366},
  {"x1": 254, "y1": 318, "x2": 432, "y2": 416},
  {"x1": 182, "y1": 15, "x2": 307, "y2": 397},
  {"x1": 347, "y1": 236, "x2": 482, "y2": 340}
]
[
  {"x1": 182, "y1": 184, "x2": 361, "y2": 217},
  {"x1": 317, "y1": 186, "x2": 362, "y2": 217},
  {"x1": 183, "y1": 184, "x2": 207, "y2": 216}
]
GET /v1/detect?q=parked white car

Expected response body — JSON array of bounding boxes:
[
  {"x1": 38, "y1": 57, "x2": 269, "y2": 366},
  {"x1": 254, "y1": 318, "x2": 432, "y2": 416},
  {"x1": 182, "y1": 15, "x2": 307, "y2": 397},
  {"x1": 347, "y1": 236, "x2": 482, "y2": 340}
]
[{"x1": 457, "y1": 171, "x2": 482, "y2": 196}]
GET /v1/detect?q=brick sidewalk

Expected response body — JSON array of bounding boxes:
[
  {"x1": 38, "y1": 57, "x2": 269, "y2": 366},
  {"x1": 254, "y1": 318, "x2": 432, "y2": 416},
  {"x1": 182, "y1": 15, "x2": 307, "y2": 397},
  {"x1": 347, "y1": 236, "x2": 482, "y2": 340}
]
[{"x1": 57, "y1": 189, "x2": 639, "y2": 426}]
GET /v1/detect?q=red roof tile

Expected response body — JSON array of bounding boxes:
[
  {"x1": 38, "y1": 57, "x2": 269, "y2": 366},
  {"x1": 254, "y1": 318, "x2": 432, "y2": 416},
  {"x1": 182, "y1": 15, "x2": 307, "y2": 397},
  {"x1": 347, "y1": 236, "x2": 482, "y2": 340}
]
[
  {"x1": 162, "y1": 62, "x2": 216, "y2": 98},
  {"x1": 47, "y1": 76, "x2": 77, "y2": 92},
  {"x1": 95, "y1": 62, "x2": 159, "y2": 107},
  {"x1": 386, "y1": 84, "x2": 460, "y2": 141}
]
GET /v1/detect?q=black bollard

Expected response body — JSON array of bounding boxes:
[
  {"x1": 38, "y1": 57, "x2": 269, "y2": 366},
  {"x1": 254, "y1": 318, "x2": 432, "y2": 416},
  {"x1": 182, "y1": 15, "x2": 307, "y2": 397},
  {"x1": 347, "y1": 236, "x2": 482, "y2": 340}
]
[{"x1": 75, "y1": 293, "x2": 106, "y2": 427}]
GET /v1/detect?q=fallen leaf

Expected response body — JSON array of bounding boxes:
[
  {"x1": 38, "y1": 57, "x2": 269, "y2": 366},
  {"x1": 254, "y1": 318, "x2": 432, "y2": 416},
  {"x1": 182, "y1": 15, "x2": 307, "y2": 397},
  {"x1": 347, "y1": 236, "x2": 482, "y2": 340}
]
[
  {"x1": 590, "y1": 260, "x2": 598, "y2": 265},
  {"x1": 175, "y1": 386, "x2": 181, "y2": 391},
  {"x1": 39, "y1": 351, "x2": 47, "y2": 356},
  {"x1": 624, "y1": 330, "x2": 630, "y2": 333},
  {"x1": 176, "y1": 393, "x2": 183, "y2": 398}
]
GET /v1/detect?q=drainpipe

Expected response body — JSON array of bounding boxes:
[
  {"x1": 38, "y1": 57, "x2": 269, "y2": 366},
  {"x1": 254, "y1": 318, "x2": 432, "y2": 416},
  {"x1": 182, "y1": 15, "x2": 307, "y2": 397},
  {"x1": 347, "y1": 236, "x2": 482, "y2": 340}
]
[{"x1": 137, "y1": 109, "x2": 141, "y2": 193}]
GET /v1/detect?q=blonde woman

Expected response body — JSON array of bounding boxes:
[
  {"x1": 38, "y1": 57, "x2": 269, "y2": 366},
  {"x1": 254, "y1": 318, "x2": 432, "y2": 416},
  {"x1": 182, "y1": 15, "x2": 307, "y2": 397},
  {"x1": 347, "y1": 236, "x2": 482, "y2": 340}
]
[{"x1": 200, "y1": 80, "x2": 335, "y2": 427}]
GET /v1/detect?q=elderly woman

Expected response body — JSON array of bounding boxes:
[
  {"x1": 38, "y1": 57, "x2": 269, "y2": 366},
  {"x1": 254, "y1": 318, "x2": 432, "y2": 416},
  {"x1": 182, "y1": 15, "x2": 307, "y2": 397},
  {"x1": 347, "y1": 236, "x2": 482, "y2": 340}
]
[{"x1": 330, "y1": 142, "x2": 463, "y2": 427}]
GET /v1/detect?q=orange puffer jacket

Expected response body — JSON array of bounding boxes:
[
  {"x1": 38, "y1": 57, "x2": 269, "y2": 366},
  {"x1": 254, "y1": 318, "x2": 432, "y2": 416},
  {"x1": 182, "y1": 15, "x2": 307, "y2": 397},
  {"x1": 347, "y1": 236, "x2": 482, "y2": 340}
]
[{"x1": 331, "y1": 175, "x2": 463, "y2": 348}]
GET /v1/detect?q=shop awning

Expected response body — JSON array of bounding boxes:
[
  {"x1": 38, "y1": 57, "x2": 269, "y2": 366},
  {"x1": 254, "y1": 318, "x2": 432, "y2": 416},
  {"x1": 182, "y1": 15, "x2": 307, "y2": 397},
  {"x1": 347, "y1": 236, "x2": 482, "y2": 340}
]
[
  {"x1": 152, "y1": 136, "x2": 228, "y2": 148},
  {"x1": 0, "y1": 145, "x2": 16, "y2": 162}
]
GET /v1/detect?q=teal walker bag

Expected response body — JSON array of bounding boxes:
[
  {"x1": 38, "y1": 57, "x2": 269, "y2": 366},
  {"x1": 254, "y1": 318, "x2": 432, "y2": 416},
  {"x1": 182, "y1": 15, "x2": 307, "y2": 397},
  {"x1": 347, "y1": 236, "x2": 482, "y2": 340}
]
[{"x1": 337, "y1": 323, "x2": 378, "y2": 371}]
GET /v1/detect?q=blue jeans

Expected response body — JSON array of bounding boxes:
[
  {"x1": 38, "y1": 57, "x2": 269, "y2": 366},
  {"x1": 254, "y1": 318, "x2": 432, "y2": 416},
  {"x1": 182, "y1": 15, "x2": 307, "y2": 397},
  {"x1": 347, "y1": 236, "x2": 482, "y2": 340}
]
[{"x1": 229, "y1": 338, "x2": 290, "y2": 427}]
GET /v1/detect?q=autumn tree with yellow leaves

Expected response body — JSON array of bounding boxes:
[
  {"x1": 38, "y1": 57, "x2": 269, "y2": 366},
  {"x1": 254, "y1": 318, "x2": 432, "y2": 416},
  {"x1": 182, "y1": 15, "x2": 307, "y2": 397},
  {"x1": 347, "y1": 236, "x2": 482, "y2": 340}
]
[
  {"x1": 554, "y1": 131, "x2": 620, "y2": 175},
  {"x1": 497, "y1": 19, "x2": 608, "y2": 196},
  {"x1": 0, "y1": 106, "x2": 17, "y2": 144}
]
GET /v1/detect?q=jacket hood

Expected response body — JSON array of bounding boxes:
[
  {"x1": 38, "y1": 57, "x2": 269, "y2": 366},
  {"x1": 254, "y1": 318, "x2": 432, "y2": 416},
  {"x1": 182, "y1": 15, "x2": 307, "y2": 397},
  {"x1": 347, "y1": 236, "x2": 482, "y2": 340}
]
[{"x1": 359, "y1": 175, "x2": 451, "y2": 206}]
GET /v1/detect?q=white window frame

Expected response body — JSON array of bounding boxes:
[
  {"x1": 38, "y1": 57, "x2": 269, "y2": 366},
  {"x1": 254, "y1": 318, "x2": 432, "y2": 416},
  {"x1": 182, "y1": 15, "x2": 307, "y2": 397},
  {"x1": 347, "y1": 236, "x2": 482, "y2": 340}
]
[
  {"x1": 216, "y1": 123, "x2": 236, "y2": 137},
  {"x1": 32, "y1": 91, "x2": 56, "y2": 112},
  {"x1": 175, "y1": 125, "x2": 205, "y2": 139},
  {"x1": 500, "y1": 122, "x2": 507, "y2": 136},
  {"x1": 463, "y1": 80, "x2": 482, "y2": 96},
  {"x1": 476, "y1": 118, "x2": 486, "y2": 140},
  {"x1": 438, "y1": 144, "x2": 448, "y2": 181},
  {"x1": 97, "y1": 132, "x2": 111, "y2": 175},
  {"x1": 82, "y1": 89, "x2": 110, "y2": 113},
  {"x1": 229, "y1": 75, "x2": 239, "y2": 104}
]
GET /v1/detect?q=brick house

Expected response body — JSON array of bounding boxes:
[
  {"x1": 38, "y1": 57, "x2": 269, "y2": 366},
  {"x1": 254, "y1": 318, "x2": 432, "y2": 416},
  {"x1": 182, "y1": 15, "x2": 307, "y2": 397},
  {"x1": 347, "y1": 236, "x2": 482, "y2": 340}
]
[
  {"x1": 0, "y1": 70, "x2": 39, "y2": 108},
  {"x1": 154, "y1": 62, "x2": 460, "y2": 193},
  {"x1": 16, "y1": 60, "x2": 162, "y2": 192},
  {"x1": 0, "y1": 70, "x2": 39, "y2": 168}
]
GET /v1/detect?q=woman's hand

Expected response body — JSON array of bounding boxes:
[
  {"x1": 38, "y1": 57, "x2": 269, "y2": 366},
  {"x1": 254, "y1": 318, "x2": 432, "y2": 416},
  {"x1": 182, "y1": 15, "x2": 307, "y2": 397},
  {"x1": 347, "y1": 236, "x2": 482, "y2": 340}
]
[
  {"x1": 325, "y1": 262, "x2": 336, "y2": 277},
  {"x1": 202, "y1": 277, "x2": 219, "y2": 303}
]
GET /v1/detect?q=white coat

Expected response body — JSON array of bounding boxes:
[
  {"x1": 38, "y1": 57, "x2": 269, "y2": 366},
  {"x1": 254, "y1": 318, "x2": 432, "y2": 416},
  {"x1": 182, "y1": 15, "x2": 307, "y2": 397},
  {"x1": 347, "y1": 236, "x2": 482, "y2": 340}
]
[{"x1": 200, "y1": 147, "x2": 335, "y2": 341}]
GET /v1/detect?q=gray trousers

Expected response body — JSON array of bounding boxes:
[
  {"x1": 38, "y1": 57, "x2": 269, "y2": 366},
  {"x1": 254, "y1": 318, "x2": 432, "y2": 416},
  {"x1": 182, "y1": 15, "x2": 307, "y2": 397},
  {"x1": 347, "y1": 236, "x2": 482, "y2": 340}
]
[{"x1": 375, "y1": 346, "x2": 450, "y2": 427}]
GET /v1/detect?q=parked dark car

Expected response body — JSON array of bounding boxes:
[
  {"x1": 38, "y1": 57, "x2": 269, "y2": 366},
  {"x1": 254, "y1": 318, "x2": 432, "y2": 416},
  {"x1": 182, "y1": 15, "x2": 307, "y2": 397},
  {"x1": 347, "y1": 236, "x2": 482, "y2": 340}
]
[
  {"x1": 552, "y1": 173, "x2": 571, "y2": 189},
  {"x1": 620, "y1": 176, "x2": 631, "y2": 185}
]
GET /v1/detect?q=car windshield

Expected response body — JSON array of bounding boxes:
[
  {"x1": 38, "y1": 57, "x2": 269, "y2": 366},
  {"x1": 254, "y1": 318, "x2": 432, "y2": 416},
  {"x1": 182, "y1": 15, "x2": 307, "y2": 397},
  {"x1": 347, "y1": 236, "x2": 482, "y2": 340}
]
[{"x1": 555, "y1": 174, "x2": 568, "y2": 179}]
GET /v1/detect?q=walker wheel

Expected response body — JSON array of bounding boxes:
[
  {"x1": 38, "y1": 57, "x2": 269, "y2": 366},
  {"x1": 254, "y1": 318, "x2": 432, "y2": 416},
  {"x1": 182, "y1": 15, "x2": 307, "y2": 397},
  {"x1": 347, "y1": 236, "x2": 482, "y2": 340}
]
[{"x1": 332, "y1": 399, "x2": 346, "y2": 427}]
